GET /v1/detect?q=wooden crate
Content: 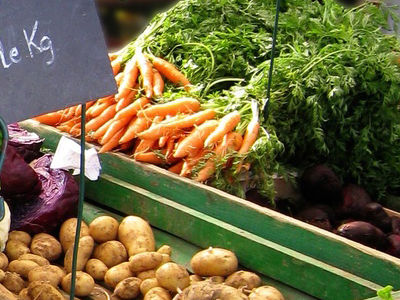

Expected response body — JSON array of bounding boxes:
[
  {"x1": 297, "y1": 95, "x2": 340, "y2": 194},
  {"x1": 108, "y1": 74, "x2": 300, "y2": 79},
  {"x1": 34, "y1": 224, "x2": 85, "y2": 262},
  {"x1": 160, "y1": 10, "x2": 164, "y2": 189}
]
[{"x1": 20, "y1": 120, "x2": 399, "y2": 299}]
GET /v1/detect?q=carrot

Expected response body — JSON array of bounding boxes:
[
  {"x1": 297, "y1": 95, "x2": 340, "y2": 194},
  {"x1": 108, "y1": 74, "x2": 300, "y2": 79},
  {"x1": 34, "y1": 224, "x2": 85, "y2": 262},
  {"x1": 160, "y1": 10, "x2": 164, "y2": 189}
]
[
  {"x1": 98, "y1": 127, "x2": 126, "y2": 153},
  {"x1": 136, "y1": 48, "x2": 153, "y2": 98},
  {"x1": 148, "y1": 55, "x2": 191, "y2": 89},
  {"x1": 89, "y1": 97, "x2": 115, "y2": 118},
  {"x1": 194, "y1": 132, "x2": 242, "y2": 182},
  {"x1": 168, "y1": 160, "x2": 184, "y2": 174},
  {"x1": 59, "y1": 107, "x2": 76, "y2": 123},
  {"x1": 111, "y1": 57, "x2": 122, "y2": 75},
  {"x1": 108, "y1": 50, "x2": 122, "y2": 62},
  {"x1": 100, "y1": 117, "x2": 132, "y2": 145},
  {"x1": 134, "y1": 151, "x2": 165, "y2": 165},
  {"x1": 138, "y1": 109, "x2": 216, "y2": 140},
  {"x1": 115, "y1": 97, "x2": 150, "y2": 120},
  {"x1": 137, "y1": 97, "x2": 200, "y2": 119},
  {"x1": 204, "y1": 111, "x2": 241, "y2": 147},
  {"x1": 85, "y1": 104, "x2": 117, "y2": 132},
  {"x1": 119, "y1": 140, "x2": 135, "y2": 152},
  {"x1": 91, "y1": 118, "x2": 114, "y2": 141},
  {"x1": 152, "y1": 68, "x2": 164, "y2": 97},
  {"x1": 69, "y1": 123, "x2": 82, "y2": 137},
  {"x1": 119, "y1": 117, "x2": 151, "y2": 144},
  {"x1": 116, "y1": 57, "x2": 139, "y2": 101},
  {"x1": 180, "y1": 148, "x2": 210, "y2": 177},
  {"x1": 173, "y1": 120, "x2": 218, "y2": 158},
  {"x1": 34, "y1": 111, "x2": 63, "y2": 125},
  {"x1": 75, "y1": 101, "x2": 96, "y2": 117},
  {"x1": 115, "y1": 72, "x2": 124, "y2": 86},
  {"x1": 134, "y1": 139, "x2": 157, "y2": 154},
  {"x1": 116, "y1": 87, "x2": 138, "y2": 112}
]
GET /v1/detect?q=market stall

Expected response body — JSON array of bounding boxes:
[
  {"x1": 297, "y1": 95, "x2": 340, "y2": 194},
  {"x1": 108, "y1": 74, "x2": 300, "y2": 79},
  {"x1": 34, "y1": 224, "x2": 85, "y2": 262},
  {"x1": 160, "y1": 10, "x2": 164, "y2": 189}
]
[{"x1": 1, "y1": 0, "x2": 400, "y2": 299}]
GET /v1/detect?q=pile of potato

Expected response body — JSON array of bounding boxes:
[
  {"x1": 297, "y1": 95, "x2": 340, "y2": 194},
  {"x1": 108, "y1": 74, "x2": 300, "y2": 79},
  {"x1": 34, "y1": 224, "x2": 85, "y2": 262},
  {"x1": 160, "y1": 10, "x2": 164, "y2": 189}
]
[{"x1": 0, "y1": 214, "x2": 285, "y2": 300}]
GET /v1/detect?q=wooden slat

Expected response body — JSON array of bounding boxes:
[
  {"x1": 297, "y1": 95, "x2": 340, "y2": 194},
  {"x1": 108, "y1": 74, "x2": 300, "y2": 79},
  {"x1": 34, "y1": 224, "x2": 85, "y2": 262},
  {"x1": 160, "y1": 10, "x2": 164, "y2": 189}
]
[
  {"x1": 20, "y1": 120, "x2": 400, "y2": 289},
  {"x1": 82, "y1": 202, "x2": 317, "y2": 300},
  {"x1": 83, "y1": 174, "x2": 383, "y2": 300}
]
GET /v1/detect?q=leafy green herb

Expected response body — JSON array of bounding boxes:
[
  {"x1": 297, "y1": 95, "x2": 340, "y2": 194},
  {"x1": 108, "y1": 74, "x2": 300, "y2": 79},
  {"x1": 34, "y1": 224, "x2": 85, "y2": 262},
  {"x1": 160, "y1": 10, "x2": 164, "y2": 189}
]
[{"x1": 377, "y1": 285, "x2": 394, "y2": 300}]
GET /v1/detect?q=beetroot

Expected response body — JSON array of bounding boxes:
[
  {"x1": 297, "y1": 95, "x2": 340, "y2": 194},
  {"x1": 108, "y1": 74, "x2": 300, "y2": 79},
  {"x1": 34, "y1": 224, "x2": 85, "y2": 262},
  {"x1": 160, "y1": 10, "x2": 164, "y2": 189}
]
[
  {"x1": 296, "y1": 206, "x2": 332, "y2": 231},
  {"x1": 387, "y1": 234, "x2": 400, "y2": 258},
  {"x1": 339, "y1": 184, "x2": 372, "y2": 217},
  {"x1": 300, "y1": 164, "x2": 342, "y2": 204},
  {"x1": 337, "y1": 221, "x2": 388, "y2": 251},
  {"x1": 362, "y1": 202, "x2": 391, "y2": 233}
]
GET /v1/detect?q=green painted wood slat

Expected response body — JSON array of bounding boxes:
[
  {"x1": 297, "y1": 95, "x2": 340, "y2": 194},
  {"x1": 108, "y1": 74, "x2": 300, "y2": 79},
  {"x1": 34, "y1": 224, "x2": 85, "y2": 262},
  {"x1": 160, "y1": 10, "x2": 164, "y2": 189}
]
[
  {"x1": 83, "y1": 174, "x2": 382, "y2": 300},
  {"x1": 20, "y1": 120, "x2": 400, "y2": 290}
]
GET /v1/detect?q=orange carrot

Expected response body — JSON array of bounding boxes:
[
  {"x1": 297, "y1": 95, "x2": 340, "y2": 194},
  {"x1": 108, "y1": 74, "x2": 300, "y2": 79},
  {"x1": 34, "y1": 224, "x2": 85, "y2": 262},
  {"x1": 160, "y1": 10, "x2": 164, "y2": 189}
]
[
  {"x1": 204, "y1": 111, "x2": 241, "y2": 147},
  {"x1": 134, "y1": 151, "x2": 165, "y2": 165},
  {"x1": 111, "y1": 57, "x2": 122, "y2": 75},
  {"x1": 152, "y1": 68, "x2": 164, "y2": 97},
  {"x1": 34, "y1": 111, "x2": 63, "y2": 125},
  {"x1": 116, "y1": 57, "x2": 139, "y2": 101},
  {"x1": 168, "y1": 160, "x2": 184, "y2": 174},
  {"x1": 115, "y1": 72, "x2": 124, "y2": 86},
  {"x1": 115, "y1": 97, "x2": 150, "y2": 120},
  {"x1": 138, "y1": 109, "x2": 216, "y2": 140},
  {"x1": 119, "y1": 140, "x2": 135, "y2": 152},
  {"x1": 69, "y1": 123, "x2": 82, "y2": 137},
  {"x1": 59, "y1": 107, "x2": 76, "y2": 123},
  {"x1": 100, "y1": 117, "x2": 131, "y2": 145},
  {"x1": 180, "y1": 148, "x2": 210, "y2": 177},
  {"x1": 119, "y1": 117, "x2": 151, "y2": 144},
  {"x1": 137, "y1": 97, "x2": 200, "y2": 119},
  {"x1": 92, "y1": 118, "x2": 114, "y2": 141},
  {"x1": 173, "y1": 120, "x2": 218, "y2": 158},
  {"x1": 85, "y1": 104, "x2": 117, "y2": 132},
  {"x1": 116, "y1": 87, "x2": 138, "y2": 112},
  {"x1": 134, "y1": 139, "x2": 157, "y2": 154},
  {"x1": 148, "y1": 55, "x2": 191, "y2": 89},
  {"x1": 89, "y1": 97, "x2": 115, "y2": 118},
  {"x1": 108, "y1": 50, "x2": 122, "y2": 62},
  {"x1": 136, "y1": 48, "x2": 153, "y2": 98},
  {"x1": 195, "y1": 132, "x2": 242, "y2": 182},
  {"x1": 75, "y1": 101, "x2": 96, "y2": 117},
  {"x1": 98, "y1": 127, "x2": 126, "y2": 153}
]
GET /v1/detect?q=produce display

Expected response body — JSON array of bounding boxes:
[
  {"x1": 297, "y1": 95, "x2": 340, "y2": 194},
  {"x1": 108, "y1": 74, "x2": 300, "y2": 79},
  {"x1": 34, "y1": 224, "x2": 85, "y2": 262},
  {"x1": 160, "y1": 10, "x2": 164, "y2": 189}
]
[
  {"x1": 0, "y1": 215, "x2": 285, "y2": 300},
  {"x1": 33, "y1": 0, "x2": 400, "y2": 206}
]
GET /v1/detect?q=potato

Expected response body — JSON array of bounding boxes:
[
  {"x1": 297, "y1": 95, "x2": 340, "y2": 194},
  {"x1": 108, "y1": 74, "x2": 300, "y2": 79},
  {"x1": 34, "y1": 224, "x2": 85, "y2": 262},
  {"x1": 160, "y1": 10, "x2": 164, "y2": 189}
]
[
  {"x1": 225, "y1": 271, "x2": 262, "y2": 290},
  {"x1": 18, "y1": 254, "x2": 49, "y2": 266},
  {"x1": 176, "y1": 281, "x2": 247, "y2": 300},
  {"x1": 159, "y1": 254, "x2": 172, "y2": 267},
  {"x1": 137, "y1": 269, "x2": 157, "y2": 281},
  {"x1": 144, "y1": 287, "x2": 171, "y2": 300},
  {"x1": 28, "y1": 281, "x2": 64, "y2": 300},
  {"x1": 104, "y1": 262, "x2": 133, "y2": 288},
  {"x1": 3, "y1": 271, "x2": 26, "y2": 294},
  {"x1": 93, "y1": 240, "x2": 127, "y2": 268},
  {"x1": 118, "y1": 216, "x2": 155, "y2": 256},
  {"x1": 0, "y1": 282, "x2": 18, "y2": 300},
  {"x1": 8, "y1": 260, "x2": 39, "y2": 278},
  {"x1": 157, "y1": 245, "x2": 172, "y2": 256},
  {"x1": 18, "y1": 288, "x2": 31, "y2": 300},
  {"x1": 61, "y1": 271, "x2": 95, "y2": 297},
  {"x1": 85, "y1": 258, "x2": 108, "y2": 281},
  {"x1": 249, "y1": 286, "x2": 285, "y2": 300},
  {"x1": 114, "y1": 277, "x2": 142, "y2": 299},
  {"x1": 205, "y1": 276, "x2": 224, "y2": 284},
  {"x1": 5, "y1": 240, "x2": 30, "y2": 261},
  {"x1": 30, "y1": 233, "x2": 62, "y2": 262},
  {"x1": 64, "y1": 235, "x2": 94, "y2": 273},
  {"x1": 89, "y1": 216, "x2": 119, "y2": 243},
  {"x1": 0, "y1": 253, "x2": 8, "y2": 270},
  {"x1": 129, "y1": 252, "x2": 163, "y2": 273},
  {"x1": 190, "y1": 248, "x2": 238, "y2": 277},
  {"x1": 156, "y1": 262, "x2": 190, "y2": 292},
  {"x1": 0, "y1": 269, "x2": 5, "y2": 282},
  {"x1": 140, "y1": 278, "x2": 160, "y2": 295},
  {"x1": 28, "y1": 265, "x2": 66, "y2": 287},
  {"x1": 59, "y1": 218, "x2": 90, "y2": 252},
  {"x1": 8, "y1": 231, "x2": 31, "y2": 246},
  {"x1": 189, "y1": 274, "x2": 203, "y2": 284}
]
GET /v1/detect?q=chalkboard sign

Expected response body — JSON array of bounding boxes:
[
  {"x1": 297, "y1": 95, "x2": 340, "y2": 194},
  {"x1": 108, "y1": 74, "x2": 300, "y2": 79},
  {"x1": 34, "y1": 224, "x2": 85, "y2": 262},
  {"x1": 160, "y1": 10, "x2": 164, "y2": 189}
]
[{"x1": 0, "y1": 0, "x2": 117, "y2": 124}]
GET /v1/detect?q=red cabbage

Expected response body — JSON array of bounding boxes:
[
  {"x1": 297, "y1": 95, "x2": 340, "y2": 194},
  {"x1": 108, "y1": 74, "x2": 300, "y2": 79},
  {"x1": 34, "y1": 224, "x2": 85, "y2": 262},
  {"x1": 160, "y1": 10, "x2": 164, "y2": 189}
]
[
  {"x1": 0, "y1": 146, "x2": 41, "y2": 199},
  {"x1": 8, "y1": 123, "x2": 44, "y2": 163},
  {"x1": 7, "y1": 154, "x2": 79, "y2": 234}
]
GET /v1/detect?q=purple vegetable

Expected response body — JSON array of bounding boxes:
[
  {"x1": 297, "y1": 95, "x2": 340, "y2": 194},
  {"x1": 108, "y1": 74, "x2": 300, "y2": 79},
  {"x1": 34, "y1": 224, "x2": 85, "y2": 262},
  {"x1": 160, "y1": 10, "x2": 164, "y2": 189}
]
[
  {"x1": 387, "y1": 234, "x2": 400, "y2": 258},
  {"x1": 362, "y1": 202, "x2": 392, "y2": 233},
  {"x1": 296, "y1": 206, "x2": 332, "y2": 231},
  {"x1": 337, "y1": 221, "x2": 388, "y2": 251},
  {"x1": 300, "y1": 164, "x2": 342, "y2": 204},
  {"x1": 0, "y1": 146, "x2": 41, "y2": 199},
  {"x1": 7, "y1": 123, "x2": 43, "y2": 163},
  {"x1": 392, "y1": 217, "x2": 400, "y2": 235},
  {"x1": 7, "y1": 154, "x2": 79, "y2": 234},
  {"x1": 339, "y1": 184, "x2": 372, "y2": 217}
]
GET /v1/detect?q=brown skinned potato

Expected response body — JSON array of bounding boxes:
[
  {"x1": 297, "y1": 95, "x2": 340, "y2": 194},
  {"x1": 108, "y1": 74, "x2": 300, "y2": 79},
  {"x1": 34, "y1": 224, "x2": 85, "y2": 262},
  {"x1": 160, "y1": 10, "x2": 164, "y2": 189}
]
[
  {"x1": 30, "y1": 233, "x2": 62, "y2": 262},
  {"x1": 249, "y1": 286, "x2": 285, "y2": 300},
  {"x1": 89, "y1": 216, "x2": 119, "y2": 243},
  {"x1": 156, "y1": 262, "x2": 190, "y2": 292},
  {"x1": 129, "y1": 252, "x2": 163, "y2": 273},
  {"x1": 190, "y1": 248, "x2": 238, "y2": 277},
  {"x1": 8, "y1": 231, "x2": 31, "y2": 246},
  {"x1": 113, "y1": 277, "x2": 142, "y2": 299},
  {"x1": 28, "y1": 265, "x2": 66, "y2": 287},
  {"x1": 59, "y1": 218, "x2": 90, "y2": 252},
  {"x1": 61, "y1": 271, "x2": 95, "y2": 297},
  {"x1": 225, "y1": 271, "x2": 262, "y2": 290},
  {"x1": 85, "y1": 258, "x2": 108, "y2": 281},
  {"x1": 93, "y1": 240, "x2": 127, "y2": 268},
  {"x1": 64, "y1": 235, "x2": 94, "y2": 273}
]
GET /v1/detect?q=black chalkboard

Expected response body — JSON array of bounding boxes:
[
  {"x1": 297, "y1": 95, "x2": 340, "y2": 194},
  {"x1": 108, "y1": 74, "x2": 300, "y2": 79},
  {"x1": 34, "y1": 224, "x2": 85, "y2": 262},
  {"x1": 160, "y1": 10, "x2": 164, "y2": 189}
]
[{"x1": 0, "y1": 0, "x2": 117, "y2": 124}]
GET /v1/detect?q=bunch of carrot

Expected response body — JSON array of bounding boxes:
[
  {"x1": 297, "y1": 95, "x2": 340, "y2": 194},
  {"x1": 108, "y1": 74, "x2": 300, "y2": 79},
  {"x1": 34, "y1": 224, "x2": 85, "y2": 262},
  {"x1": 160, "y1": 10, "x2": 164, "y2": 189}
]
[{"x1": 33, "y1": 50, "x2": 260, "y2": 183}]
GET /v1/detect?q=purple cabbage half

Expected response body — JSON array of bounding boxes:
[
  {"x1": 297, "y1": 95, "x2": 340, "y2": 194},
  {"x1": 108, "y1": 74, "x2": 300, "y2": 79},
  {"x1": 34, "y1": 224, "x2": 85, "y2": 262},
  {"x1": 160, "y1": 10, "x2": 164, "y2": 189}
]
[
  {"x1": 7, "y1": 154, "x2": 79, "y2": 234},
  {"x1": 7, "y1": 123, "x2": 44, "y2": 163}
]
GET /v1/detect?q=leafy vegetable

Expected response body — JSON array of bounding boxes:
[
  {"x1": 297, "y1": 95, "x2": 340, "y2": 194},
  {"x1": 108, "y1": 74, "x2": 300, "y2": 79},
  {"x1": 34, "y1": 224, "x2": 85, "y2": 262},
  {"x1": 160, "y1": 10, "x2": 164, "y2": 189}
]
[
  {"x1": 8, "y1": 123, "x2": 43, "y2": 163},
  {"x1": 119, "y1": 0, "x2": 400, "y2": 200},
  {"x1": 377, "y1": 285, "x2": 394, "y2": 300},
  {"x1": 7, "y1": 154, "x2": 79, "y2": 234}
]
